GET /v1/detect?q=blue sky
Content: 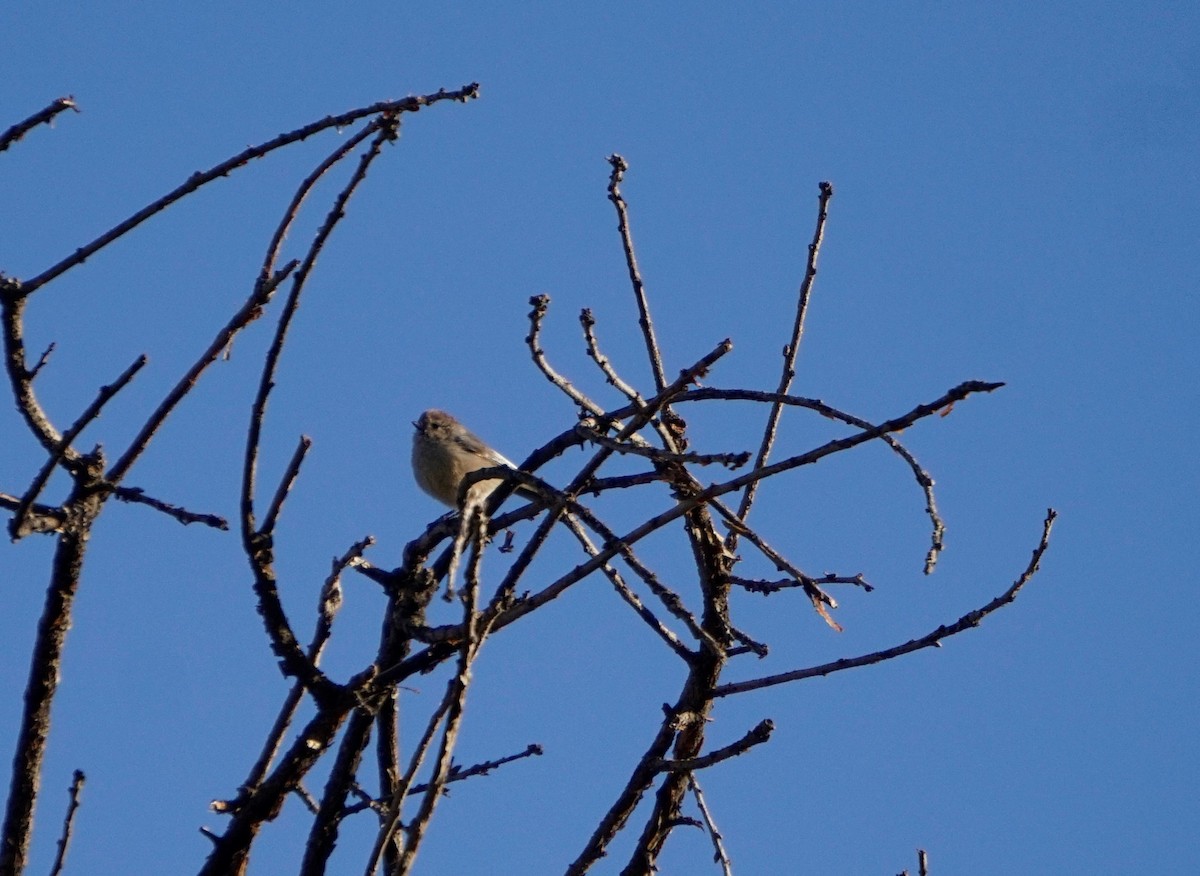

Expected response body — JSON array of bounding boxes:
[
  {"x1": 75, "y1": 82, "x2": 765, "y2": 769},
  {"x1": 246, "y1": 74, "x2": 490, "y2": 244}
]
[{"x1": 2, "y1": 3, "x2": 1197, "y2": 874}]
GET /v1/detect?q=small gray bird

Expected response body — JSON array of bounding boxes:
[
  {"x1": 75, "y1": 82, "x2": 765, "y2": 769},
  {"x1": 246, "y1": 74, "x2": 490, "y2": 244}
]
[{"x1": 411, "y1": 409, "x2": 528, "y2": 508}]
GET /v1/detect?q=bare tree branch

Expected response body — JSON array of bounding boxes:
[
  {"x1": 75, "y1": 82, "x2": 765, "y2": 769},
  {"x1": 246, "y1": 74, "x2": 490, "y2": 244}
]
[
  {"x1": 199, "y1": 698, "x2": 358, "y2": 876},
  {"x1": 261, "y1": 435, "x2": 312, "y2": 537},
  {"x1": 679, "y1": 386, "x2": 959, "y2": 574},
  {"x1": 213, "y1": 537, "x2": 366, "y2": 820},
  {"x1": 110, "y1": 487, "x2": 229, "y2": 530},
  {"x1": 607, "y1": 154, "x2": 667, "y2": 394},
  {"x1": 14, "y1": 85, "x2": 479, "y2": 299},
  {"x1": 239, "y1": 117, "x2": 399, "y2": 698},
  {"x1": 527, "y1": 294, "x2": 606, "y2": 416},
  {"x1": 561, "y1": 512, "x2": 695, "y2": 661},
  {"x1": 565, "y1": 707, "x2": 684, "y2": 875},
  {"x1": 8, "y1": 354, "x2": 146, "y2": 540},
  {"x1": 565, "y1": 500, "x2": 718, "y2": 653},
  {"x1": 735, "y1": 181, "x2": 834, "y2": 526},
  {"x1": 408, "y1": 743, "x2": 544, "y2": 795},
  {"x1": 485, "y1": 338, "x2": 734, "y2": 616},
  {"x1": 0, "y1": 453, "x2": 105, "y2": 876},
  {"x1": 575, "y1": 422, "x2": 750, "y2": 469},
  {"x1": 299, "y1": 709, "x2": 375, "y2": 876},
  {"x1": 516, "y1": 381, "x2": 1000, "y2": 621},
  {"x1": 709, "y1": 498, "x2": 844, "y2": 630},
  {"x1": 655, "y1": 719, "x2": 774, "y2": 772},
  {"x1": 687, "y1": 774, "x2": 733, "y2": 876},
  {"x1": 1, "y1": 289, "x2": 68, "y2": 454},
  {"x1": 713, "y1": 509, "x2": 1057, "y2": 698},
  {"x1": 381, "y1": 519, "x2": 494, "y2": 876},
  {"x1": 580, "y1": 307, "x2": 644, "y2": 404},
  {"x1": 103, "y1": 261, "x2": 297, "y2": 488},
  {"x1": 46, "y1": 770, "x2": 84, "y2": 876},
  {"x1": 1, "y1": 82, "x2": 1049, "y2": 876},
  {"x1": 0, "y1": 493, "x2": 63, "y2": 535},
  {"x1": 0, "y1": 97, "x2": 77, "y2": 154}
]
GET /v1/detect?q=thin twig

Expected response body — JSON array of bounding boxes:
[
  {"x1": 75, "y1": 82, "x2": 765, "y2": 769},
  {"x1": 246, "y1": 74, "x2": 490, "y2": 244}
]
[
  {"x1": 580, "y1": 307, "x2": 644, "y2": 404},
  {"x1": 410, "y1": 743, "x2": 543, "y2": 794},
  {"x1": 733, "y1": 573, "x2": 871, "y2": 594},
  {"x1": 713, "y1": 509, "x2": 1057, "y2": 697},
  {"x1": 735, "y1": 182, "x2": 834, "y2": 527},
  {"x1": 585, "y1": 471, "x2": 664, "y2": 493},
  {"x1": 243, "y1": 119, "x2": 392, "y2": 536},
  {"x1": 110, "y1": 487, "x2": 228, "y2": 530},
  {"x1": 576, "y1": 423, "x2": 749, "y2": 469},
  {"x1": 47, "y1": 769, "x2": 85, "y2": 876},
  {"x1": 526, "y1": 294, "x2": 605, "y2": 415},
  {"x1": 293, "y1": 784, "x2": 320, "y2": 815},
  {"x1": 28, "y1": 342, "x2": 55, "y2": 379},
  {"x1": 709, "y1": 499, "x2": 843, "y2": 632},
  {"x1": 104, "y1": 262, "x2": 297, "y2": 488},
  {"x1": 261, "y1": 435, "x2": 312, "y2": 536},
  {"x1": 0, "y1": 96, "x2": 77, "y2": 154},
  {"x1": 655, "y1": 719, "x2": 773, "y2": 772},
  {"x1": 561, "y1": 513, "x2": 694, "y2": 661},
  {"x1": 727, "y1": 624, "x2": 769, "y2": 658},
  {"x1": 9, "y1": 354, "x2": 147, "y2": 540},
  {"x1": 607, "y1": 154, "x2": 667, "y2": 393},
  {"x1": 687, "y1": 775, "x2": 733, "y2": 876},
  {"x1": 2, "y1": 291, "x2": 69, "y2": 453}
]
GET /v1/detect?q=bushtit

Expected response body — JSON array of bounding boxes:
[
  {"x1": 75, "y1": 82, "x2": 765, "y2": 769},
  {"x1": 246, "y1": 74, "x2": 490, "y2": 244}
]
[{"x1": 411, "y1": 409, "x2": 532, "y2": 508}]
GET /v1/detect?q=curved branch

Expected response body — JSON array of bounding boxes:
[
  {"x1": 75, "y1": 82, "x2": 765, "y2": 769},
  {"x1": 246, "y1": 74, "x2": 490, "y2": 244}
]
[
  {"x1": 9, "y1": 354, "x2": 146, "y2": 540},
  {"x1": 243, "y1": 118, "x2": 383, "y2": 533},
  {"x1": 713, "y1": 509, "x2": 1057, "y2": 698},
  {"x1": 239, "y1": 118, "x2": 398, "y2": 696},
  {"x1": 580, "y1": 307, "x2": 644, "y2": 404},
  {"x1": 15, "y1": 84, "x2": 479, "y2": 299},
  {"x1": 678, "y1": 386, "x2": 957, "y2": 574},
  {"x1": 1, "y1": 291, "x2": 66, "y2": 454},
  {"x1": 526, "y1": 294, "x2": 605, "y2": 415}
]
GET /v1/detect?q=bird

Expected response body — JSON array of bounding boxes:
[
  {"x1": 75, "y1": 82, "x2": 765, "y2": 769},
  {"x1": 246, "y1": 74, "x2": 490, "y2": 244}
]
[{"x1": 411, "y1": 409, "x2": 533, "y2": 508}]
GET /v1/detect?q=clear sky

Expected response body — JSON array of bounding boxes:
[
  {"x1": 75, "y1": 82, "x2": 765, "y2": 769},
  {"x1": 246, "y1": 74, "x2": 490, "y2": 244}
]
[{"x1": 2, "y1": 3, "x2": 1197, "y2": 874}]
